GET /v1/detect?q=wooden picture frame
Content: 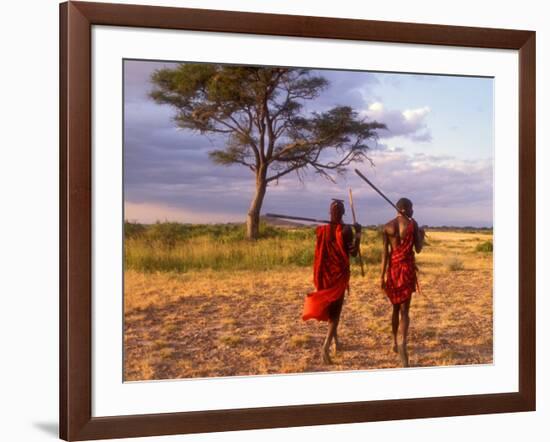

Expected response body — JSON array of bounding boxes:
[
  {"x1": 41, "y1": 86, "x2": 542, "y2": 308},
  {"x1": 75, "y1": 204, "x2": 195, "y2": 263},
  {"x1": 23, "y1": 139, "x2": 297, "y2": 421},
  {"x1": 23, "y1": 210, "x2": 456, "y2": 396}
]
[{"x1": 59, "y1": 1, "x2": 536, "y2": 440}]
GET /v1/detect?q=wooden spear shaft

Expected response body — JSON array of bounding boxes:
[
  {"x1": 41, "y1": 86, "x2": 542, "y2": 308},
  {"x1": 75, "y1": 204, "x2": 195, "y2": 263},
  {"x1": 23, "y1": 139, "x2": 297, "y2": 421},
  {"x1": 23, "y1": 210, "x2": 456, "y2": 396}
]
[
  {"x1": 348, "y1": 188, "x2": 365, "y2": 277},
  {"x1": 354, "y1": 169, "x2": 409, "y2": 218},
  {"x1": 264, "y1": 213, "x2": 355, "y2": 227},
  {"x1": 354, "y1": 168, "x2": 429, "y2": 239}
]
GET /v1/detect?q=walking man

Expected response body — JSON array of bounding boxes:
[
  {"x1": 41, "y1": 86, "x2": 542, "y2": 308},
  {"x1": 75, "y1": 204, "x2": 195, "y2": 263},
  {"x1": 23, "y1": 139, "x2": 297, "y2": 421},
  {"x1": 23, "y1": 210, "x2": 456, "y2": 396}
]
[
  {"x1": 302, "y1": 199, "x2": 361, "y2": 364},
  {"x1": 381, "y1": 198, "x2": 424, "y2": 367}
]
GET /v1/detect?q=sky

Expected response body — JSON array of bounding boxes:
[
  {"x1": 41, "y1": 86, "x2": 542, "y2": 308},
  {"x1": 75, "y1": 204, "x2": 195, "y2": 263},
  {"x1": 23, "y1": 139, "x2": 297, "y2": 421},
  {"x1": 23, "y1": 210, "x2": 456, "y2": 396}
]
[{"x1": 124, "y1": 59, "x2": 494, "y2": 227}]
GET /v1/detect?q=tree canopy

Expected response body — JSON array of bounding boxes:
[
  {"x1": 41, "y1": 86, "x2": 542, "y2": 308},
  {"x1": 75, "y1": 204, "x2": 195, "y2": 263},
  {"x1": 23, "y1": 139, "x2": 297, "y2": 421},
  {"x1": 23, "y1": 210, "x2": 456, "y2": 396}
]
[{"x1": 150, "y1": 64, "x2": 386, "y2": 238}]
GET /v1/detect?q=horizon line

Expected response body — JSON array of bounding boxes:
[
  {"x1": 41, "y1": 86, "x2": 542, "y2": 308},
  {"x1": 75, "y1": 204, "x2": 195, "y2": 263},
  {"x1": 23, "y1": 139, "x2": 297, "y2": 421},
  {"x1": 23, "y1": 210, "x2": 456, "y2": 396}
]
[{"x1": 124, "y1": 219, "x2": 494, "y2": 229}]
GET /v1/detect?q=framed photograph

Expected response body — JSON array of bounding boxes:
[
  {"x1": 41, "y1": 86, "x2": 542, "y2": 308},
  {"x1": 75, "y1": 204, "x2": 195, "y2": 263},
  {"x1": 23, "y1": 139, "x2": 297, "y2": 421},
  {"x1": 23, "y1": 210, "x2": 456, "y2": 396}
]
[{"x1": 60, "y1": 1, "x2": 535, "y2": 440}]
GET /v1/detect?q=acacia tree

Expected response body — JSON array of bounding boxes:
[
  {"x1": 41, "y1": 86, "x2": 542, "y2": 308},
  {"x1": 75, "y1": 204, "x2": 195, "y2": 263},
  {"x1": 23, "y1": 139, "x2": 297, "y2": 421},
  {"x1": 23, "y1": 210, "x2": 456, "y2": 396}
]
[{"x1": 150, "y1": 64, "x2": 385, "y2": 239}]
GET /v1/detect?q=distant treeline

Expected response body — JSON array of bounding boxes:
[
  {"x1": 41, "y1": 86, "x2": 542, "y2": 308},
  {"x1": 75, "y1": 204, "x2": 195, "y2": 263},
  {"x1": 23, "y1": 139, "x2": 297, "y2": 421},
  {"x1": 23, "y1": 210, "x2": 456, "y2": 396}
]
[
  {"x1": 125, "y1": 221, "x2": 316, "y2": 244},
  {"x1": 125, "y1": 221, "x2": 492, "y2": 237},
  {"x1": 420, "y1": 225, "x2": 493, "y2": 232}
]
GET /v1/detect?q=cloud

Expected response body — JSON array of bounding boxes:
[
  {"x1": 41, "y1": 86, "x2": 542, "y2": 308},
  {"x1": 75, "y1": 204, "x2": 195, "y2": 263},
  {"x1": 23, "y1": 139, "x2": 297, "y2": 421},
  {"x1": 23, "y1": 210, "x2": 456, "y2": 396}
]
[
  {"x1": 264, "y1": 148, "x2": 493, "y2": 227},
  {"x1": 351, "y1": 148, "x2": 493, "y2": 226},
  {"x1": 363, "y1": 102, "x2": 432, "y2": 142},
  {"x1": 305, "y1": 69, "x2": 379, "y2": 111},
  {"x1": 125, "y1": 201, "x2": 244, "y2": 224},
  {"x1": 122, "y1": 61, "x2": 492, "y2": 227},
  {"x1": 124, "y1": 139, "x2": 493, "y2": 227}
]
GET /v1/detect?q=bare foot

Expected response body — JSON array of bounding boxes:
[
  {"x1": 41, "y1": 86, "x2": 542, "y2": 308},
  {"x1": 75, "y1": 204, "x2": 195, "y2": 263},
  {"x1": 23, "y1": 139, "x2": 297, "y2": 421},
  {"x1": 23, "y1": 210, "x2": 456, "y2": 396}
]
[
  {"x1": 334, "y1": 336, "x2": 341, "y2": 353},
  {"x1": 392, "y1": 342, "x2": 398, "y2": 353},
  {"x1": 398, "y1": 345, "x2": 409, "y2": 367},
  {"x1": 322, "y1": 344, "x2": 333, "y2": 364}
]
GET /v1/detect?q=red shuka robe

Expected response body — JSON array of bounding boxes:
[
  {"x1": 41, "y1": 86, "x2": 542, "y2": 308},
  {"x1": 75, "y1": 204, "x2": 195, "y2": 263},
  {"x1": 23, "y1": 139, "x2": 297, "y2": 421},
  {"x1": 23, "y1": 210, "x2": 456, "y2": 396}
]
[
  {"x1": 384, "y1": 221, "x2": 417, "y2": 305},
  {"x1": 302, "y1": 224, "x2": 350, "y2": 321}
]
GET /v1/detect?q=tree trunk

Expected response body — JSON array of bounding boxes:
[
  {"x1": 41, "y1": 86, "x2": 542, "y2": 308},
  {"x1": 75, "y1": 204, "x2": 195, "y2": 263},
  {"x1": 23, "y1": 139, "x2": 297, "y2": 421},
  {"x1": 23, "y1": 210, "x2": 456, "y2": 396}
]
[{"x1": 246, "y1": 171, "x2": 268, "y2": 240}]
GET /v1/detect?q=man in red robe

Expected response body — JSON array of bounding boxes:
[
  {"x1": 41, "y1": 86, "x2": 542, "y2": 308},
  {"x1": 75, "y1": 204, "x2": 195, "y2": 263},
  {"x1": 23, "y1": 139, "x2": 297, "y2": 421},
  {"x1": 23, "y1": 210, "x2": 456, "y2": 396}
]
[
  {"x1": 381, "y1": 198, "x2": 425, "y2": 367},
  {"x1": 302, "y1": 199, "x2": 361, "y2": 364}
]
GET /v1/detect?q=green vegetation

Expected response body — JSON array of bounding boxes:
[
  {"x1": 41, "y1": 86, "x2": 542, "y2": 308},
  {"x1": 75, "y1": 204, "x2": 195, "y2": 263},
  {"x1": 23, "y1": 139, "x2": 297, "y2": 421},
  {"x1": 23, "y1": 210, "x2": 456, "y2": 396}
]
[
  {"x1": 124, "y1": 221, "x2": 381, "y2": 273},
  {"x1": 475, "y1": 240, "x2": 493, "y2": 253}
]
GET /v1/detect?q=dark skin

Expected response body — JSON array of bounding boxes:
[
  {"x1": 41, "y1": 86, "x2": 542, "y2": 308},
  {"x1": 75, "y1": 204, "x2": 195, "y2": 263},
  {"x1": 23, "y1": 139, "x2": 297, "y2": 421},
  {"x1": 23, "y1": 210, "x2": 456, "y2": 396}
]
[
  {"x1": 380, "y1": 202, "x2": 424, "y2": 367},
  {"x1": 321, "y1": 203, "x2": 361, "y2": 364}
]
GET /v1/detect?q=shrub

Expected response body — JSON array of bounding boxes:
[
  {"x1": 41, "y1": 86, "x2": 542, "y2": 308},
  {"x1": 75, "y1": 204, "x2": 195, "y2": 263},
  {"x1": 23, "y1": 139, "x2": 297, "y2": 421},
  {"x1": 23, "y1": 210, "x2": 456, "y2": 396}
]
[
  {"x1": 446, "y1": 256, "x2": 464, "y2": 271},
  {"x1": 475, "y1": 240, "x2": 493, "y2": 253},
  {"x1": 124, "y1": 221, "x2": 147, "y2": 239},
  {"x1": 362, "y1": 245, "x2": 382, "y2": 265}
]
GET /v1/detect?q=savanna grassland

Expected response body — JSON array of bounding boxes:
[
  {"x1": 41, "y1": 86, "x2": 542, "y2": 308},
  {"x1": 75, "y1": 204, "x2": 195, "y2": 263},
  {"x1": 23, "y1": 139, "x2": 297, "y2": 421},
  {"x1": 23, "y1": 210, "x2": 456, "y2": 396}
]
[{"x1": 124, "y1": 222, "x2": 493, "y2": 381}]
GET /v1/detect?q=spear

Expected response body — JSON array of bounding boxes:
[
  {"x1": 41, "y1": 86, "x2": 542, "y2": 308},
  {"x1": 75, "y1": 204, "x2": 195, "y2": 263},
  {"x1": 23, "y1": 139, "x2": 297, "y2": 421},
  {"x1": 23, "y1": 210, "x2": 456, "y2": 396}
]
[
  {"x1": 264, "y1": 213, "x2": 356, "y2": 227},
  {"x1": 354, "y1": 168, "x2": 428, "y2": 238},
  {"x1": 348, "y1": 188, "x2": 365, "y2": 277},
  {"x1": 354, "y1": 169, "x2": 409, "y2": 218}
]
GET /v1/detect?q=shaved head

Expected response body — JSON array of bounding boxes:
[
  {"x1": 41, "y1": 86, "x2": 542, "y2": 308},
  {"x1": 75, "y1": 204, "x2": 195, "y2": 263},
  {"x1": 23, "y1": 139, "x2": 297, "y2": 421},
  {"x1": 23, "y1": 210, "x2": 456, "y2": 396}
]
[
  {"x1": 330, "y1": 199, "x2": 345, "y2": 223},
  {"x1": 396, "y1": 197, "x2": 413, "y2": 217}
]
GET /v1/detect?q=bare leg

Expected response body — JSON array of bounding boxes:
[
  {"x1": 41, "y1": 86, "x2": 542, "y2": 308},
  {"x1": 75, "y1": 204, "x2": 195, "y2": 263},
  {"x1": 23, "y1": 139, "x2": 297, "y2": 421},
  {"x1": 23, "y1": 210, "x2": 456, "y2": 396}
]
[
  {"x1": 322, "y1": 297, "x2": 344, "y2": 363},
  {"x1": 322, "y1": 322, "x2": 336, "y2": 364},
  {"x1": 391, "y1": 304, "x2": 400, "y2": 353},
  {"x1": 397, "y1": 298, "x2": 411, "y2": 367},
  {"x1": 332, "y1": 298, "x2": 344, "y2": 353}
]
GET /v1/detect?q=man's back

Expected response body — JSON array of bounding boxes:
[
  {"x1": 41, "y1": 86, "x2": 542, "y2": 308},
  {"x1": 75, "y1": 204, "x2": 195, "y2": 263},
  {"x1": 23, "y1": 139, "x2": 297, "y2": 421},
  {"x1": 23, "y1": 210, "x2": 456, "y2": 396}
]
[
  {"x1": 384, "y1": 216, "x2": 411, "y2": 251},
  {"x1": 384, "y1": 216, "x2": 423, "y2": 254}
]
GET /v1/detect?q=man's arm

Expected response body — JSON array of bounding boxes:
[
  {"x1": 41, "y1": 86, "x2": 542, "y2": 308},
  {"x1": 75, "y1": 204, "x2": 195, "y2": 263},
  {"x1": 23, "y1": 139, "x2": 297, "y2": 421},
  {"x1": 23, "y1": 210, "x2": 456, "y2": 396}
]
[
  {"x1": 351, "y1": 223, "x2": 361, "y2": 258},
  {"x1": 381, "y1": 227, "x2": 389, "y2": 289},
  {"x1": 343, "y1": 225, "x2": 360, "y2": 257},
  {"x1": 413, "y1": 220, "x2": 425, "y2": 253}
]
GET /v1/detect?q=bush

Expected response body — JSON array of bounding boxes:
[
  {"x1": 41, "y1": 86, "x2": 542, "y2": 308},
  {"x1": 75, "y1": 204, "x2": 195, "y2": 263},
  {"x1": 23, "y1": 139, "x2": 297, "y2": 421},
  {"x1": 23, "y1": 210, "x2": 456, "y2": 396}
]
[
  {"x1": 124, "y1": 221, "x2": 147, "y2": 239},
  {"x1": 362, "y1": 245, "x2": 382, "y2": 265},
  {"x1": 446, "y1": 256, "x2": 464, "y2": 272},
  {"x1": 475, "y1": 240, "x2": 493, "y2": 253}
]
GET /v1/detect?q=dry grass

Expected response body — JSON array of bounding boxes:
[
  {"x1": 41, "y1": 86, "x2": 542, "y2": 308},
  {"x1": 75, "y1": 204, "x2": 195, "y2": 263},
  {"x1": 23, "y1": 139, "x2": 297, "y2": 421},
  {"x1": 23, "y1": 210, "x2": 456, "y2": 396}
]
[
  {"x1": 124, "y1": 223, "x2": 383, "y2": 273},
  {"x1": 124, "y1": 230, "x2": 493, "y2": 381}
]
